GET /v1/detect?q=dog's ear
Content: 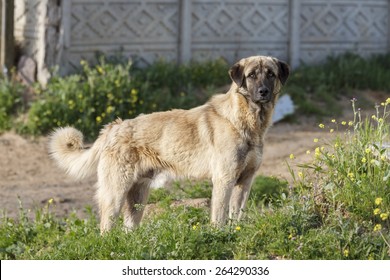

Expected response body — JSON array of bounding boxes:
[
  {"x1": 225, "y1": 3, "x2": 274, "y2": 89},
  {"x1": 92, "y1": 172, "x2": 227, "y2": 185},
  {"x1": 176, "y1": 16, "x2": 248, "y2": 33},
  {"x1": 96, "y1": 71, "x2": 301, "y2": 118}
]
[
  {"x1": 276, "y1": 60, "x2": 290, "y2": 85},
  {"x1": 229, "y1": 62, "x2": 245, "y2": 88}
]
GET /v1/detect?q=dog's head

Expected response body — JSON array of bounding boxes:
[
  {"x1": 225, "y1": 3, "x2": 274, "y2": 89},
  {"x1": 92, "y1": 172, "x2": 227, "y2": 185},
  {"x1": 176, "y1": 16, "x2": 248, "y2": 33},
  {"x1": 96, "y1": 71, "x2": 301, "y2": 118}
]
[{"x1": 229, "y1": 56, "x2": 290, "y2": 104}]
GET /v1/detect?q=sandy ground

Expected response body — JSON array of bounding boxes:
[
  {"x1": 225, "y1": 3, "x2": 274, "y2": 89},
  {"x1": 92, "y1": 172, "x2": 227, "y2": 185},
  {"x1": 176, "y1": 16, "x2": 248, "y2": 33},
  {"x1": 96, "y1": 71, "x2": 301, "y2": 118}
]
[{"x1": 1, "y1": 90, "x2": 386, "y2": 219}]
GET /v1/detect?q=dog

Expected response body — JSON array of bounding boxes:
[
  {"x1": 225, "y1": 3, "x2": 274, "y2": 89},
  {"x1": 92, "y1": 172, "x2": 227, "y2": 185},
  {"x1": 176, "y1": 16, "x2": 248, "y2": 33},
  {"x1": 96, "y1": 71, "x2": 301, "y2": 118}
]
[{"x1": 49, "y1": 55, "x2": 289, "y2": 233}]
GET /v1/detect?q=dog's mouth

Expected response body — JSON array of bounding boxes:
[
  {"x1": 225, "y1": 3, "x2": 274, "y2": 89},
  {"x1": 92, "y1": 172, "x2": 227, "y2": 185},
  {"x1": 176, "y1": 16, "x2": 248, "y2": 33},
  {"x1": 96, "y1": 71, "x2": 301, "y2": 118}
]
[
  {"x1": 258, "y1": 97, "x2": 271, "y2": 104},
  {"x1": 254, "y1": 96, "x2": 271, "y2": 104}
]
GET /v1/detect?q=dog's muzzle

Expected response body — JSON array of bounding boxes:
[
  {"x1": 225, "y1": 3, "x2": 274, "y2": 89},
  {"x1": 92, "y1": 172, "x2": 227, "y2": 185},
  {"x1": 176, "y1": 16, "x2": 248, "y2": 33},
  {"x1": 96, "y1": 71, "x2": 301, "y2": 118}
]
[{"x1": 256, "y1": 86, "x2": 271, "y2": 103}]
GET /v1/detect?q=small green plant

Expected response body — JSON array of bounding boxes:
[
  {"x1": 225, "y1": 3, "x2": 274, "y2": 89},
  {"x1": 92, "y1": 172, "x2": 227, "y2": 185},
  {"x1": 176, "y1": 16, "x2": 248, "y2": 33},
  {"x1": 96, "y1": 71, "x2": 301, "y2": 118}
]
[
  {"x1": 0, "y1": 78, "x2": 24, "y2": 131},
  {"x1": 249, "y1": 176, "x2": 288, "y2": 206}
]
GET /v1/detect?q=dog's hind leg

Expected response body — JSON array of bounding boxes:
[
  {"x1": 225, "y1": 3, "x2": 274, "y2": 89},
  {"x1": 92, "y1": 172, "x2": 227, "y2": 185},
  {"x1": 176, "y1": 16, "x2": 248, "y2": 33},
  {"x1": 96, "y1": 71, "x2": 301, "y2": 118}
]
[
  {"x1": 96, "y1": 163, "x2": 131, "y2": 234},
  {"x1": 122, "y1": 178, "x2": 151, "y2": 231}
]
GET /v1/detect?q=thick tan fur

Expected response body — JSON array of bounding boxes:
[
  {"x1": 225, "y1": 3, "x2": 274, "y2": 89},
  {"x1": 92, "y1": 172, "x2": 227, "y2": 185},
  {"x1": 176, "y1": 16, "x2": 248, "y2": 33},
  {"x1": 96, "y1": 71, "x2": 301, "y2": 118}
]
[{"x1": 49, "y1": 56, "x2": 289, "y2": 233}]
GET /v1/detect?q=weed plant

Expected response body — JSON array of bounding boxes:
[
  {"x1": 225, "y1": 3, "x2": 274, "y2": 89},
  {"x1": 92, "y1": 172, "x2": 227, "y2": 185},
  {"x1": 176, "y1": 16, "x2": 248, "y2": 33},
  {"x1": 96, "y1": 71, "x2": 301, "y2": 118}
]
[
  {"x1": 0, "y1": 77, "x2": 24, "y2": 131},
  {"x1": 288, "y1": 98, "x2": 390, "y2": 259}
]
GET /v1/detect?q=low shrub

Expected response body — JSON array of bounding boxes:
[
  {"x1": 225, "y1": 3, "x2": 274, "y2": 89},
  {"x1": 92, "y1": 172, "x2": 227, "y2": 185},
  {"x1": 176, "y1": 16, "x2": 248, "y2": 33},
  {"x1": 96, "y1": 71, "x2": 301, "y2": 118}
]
[{"x1": 0, "y1": 78, "x2": 24, "y2": 131}]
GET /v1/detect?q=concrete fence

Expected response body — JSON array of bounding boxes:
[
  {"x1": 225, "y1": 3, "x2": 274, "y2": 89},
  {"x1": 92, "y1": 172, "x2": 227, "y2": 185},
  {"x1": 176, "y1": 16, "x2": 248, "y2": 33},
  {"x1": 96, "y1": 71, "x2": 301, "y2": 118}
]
[{"x1": 13, "y1": 0, "x2": 390, "y2": 84}]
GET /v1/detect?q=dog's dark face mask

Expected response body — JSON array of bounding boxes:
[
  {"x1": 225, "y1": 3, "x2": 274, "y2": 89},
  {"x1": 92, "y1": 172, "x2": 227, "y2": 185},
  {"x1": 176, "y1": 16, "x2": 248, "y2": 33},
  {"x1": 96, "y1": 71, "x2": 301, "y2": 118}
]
[{"x1": 229, "y1": 56, "x2": 290, "y2": 104}]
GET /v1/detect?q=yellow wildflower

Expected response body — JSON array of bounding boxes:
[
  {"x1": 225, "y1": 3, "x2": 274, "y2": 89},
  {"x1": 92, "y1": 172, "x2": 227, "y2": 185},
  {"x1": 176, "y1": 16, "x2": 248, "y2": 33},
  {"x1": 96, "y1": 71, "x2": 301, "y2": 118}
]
[
  {"x1": 289, "y1": 154, "x2": 295, "y2": 160},
  {"x1": 380, "y1": 213, "x2": 388, "y2": 221},
  {"x1": 365, "y1": 148, "x2": 371, "y2": 154},
  {"x1": 373, "y1": 224, "x2": 382, "y2": 232},
  {"x1": 96, "y1": 116, "x2": 102, "y2": 123},
  {"x1": 375, "y1": 198, "x2": 383, "y2": 206},
  {"x1": 306, "y1": 150, "x2": 311, "y2": 154},
  {"x1": 96, "y1": 66, "x2": 104, "y2": 74},
  {"x1": 341, "y1": 121, "x2": 347, "y2": 125},
  {"x1": 106, "y1": 106, "x2": 115, "y2": 114},
  {"x1": 348, "y1": 121, "x2": 353, "y2": 126},
  {"x1": 315, "y1": 147, "x2": 321, "y2": 157},
  {"x1": 330, "y1": 129, "x2": 334, "y2": 133},
  {"x1": 343, "y1": 249, "x2": 349, "y2": 257},
  {"x1": 313, "y1": 138, "x2": 319, "y2": 143},
  {"x1": 298, "y1": 172, "x2": 304, "y2": 179},
  {"x1": 235, "y1": 226, "x2": 241, "y2": 231},
  {"x1": 107, "y1": 93, "x2": 114, "y2": 100},
  {"x1": 192, "y1": 222, "x2": 200, "y2": 230},
  {"x1": 386, "y1": 97, "x2": 390, "y2": 105},
  {"x1": 331, "y1": 119, "x2": 336, "y2": 123},
  {"x1": 361, "y1": 157, "x2": 367, "y2": 163},
  {"x1": 318, "y1": 124, "x2": 325, "y2": 129},
  {"x1": 373, "y1": 208, "x2": 381, "y2": 215}
]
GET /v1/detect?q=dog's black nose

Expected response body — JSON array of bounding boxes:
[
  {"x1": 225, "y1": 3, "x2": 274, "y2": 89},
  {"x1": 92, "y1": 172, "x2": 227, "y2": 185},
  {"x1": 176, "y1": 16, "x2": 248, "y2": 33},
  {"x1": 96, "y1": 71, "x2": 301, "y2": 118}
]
[{"x1": 258, "y1": 86, "x2": 270, "y2": 97}]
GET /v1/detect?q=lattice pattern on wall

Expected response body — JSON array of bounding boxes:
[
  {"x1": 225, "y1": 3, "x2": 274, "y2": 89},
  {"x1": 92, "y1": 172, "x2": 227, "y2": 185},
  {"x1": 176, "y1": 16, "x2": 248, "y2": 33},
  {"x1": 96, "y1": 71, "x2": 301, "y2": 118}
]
[
  {"x1": 65, "y1": 0, "x2": 180, "y2": 71},
  {"x1": 191, "y1": 0, "x2": 289, "y2": 62},
  {"x1": 300, "y1": 0, "x2": 389, "y2": 63}
]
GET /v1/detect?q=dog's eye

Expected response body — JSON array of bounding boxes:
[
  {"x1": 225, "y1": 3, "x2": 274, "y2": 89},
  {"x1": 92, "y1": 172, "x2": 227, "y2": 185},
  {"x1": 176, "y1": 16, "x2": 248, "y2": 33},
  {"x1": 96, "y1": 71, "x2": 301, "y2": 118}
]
[
  {"x1": 267, "y1": 71, "x2": 275, "y2": 78},
  {"x1": 248, "y1": 72, "x2": 256, "y2": 79}
]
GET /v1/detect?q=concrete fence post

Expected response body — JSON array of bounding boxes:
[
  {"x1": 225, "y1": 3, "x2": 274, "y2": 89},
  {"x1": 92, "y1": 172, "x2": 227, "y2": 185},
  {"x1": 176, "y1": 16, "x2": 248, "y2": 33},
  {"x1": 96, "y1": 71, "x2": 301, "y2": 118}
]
[
  {"x1": 179, "y1": 0, "x2": 192, "y2": 63},
  {"x1": 0, "y1": 0, "x2": 14, "y2": 76},
  {"x1": 289, "y1": 0, "x2": 300, "y2": 69},
  {"x1": 388, "y1": 0, "x2": 390, "y2": 52}
]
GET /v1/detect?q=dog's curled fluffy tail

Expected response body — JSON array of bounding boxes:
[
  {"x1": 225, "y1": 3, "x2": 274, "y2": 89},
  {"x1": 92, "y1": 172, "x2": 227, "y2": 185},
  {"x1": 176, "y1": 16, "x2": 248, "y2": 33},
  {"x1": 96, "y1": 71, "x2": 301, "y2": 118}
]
[{"x1": 49, "y1": 127, "x2": 101, "y2": 180}]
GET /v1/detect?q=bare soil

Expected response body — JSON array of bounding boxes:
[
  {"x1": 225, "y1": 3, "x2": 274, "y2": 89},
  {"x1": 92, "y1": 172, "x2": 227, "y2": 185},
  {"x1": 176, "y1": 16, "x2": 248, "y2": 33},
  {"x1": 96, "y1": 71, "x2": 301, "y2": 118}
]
[{"x1": 0, "y1": 91, "x2": 385, "y2": 219}]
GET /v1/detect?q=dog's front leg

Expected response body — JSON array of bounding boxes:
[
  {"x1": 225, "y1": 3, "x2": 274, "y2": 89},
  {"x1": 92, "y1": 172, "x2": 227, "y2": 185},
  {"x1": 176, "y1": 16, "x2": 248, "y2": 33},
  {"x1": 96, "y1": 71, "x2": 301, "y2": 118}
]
[
  {"x1": 229, "y1": 173, "x2": 255, "y2": 221},
  {"x1": 210, "y1": 178, "x2": 235, "y2": 226}
]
